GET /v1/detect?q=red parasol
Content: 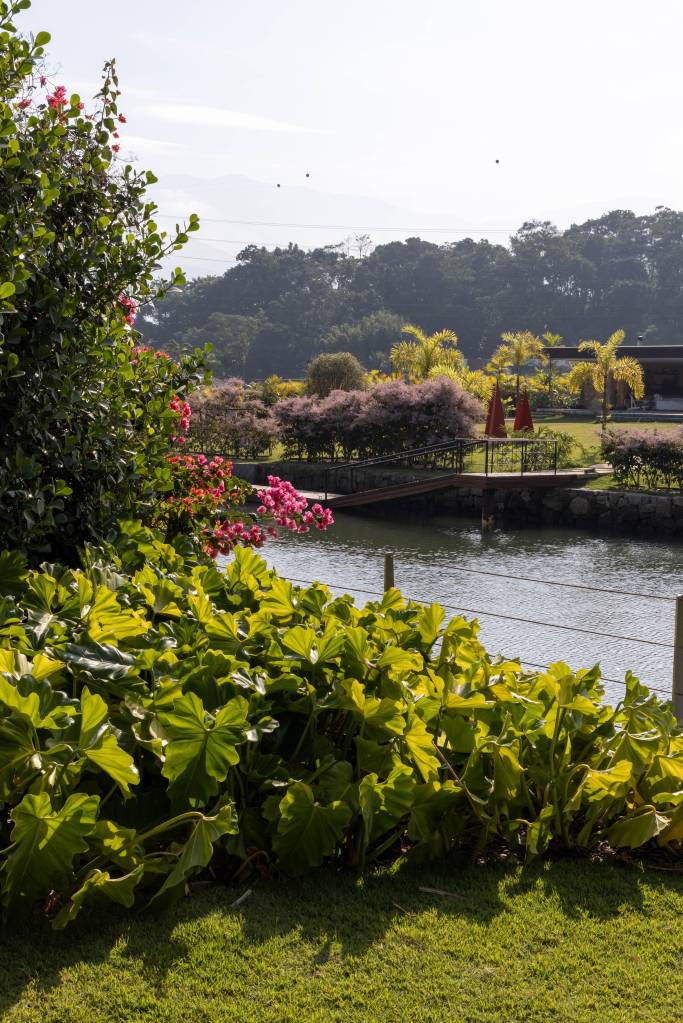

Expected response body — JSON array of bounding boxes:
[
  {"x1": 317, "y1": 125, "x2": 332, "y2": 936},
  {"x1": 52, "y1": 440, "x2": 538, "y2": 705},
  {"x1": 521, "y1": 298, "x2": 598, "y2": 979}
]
[
  {"x1": 513, "y1": 391, "x2": 534, "y2": 432},
  {"x1": 484, "y1": 381, "x2": 507, "y2": 438}
]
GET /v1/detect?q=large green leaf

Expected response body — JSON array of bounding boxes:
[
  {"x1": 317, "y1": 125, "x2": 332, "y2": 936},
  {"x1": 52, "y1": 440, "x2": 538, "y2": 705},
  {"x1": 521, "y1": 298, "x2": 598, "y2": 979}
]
[
  {"x1": 2, "y1": 792, "x2": 99, "y2": 914},
  {"x1": 159, "y1": 693, "x2": 248, "y2": 808},
  {"x1": 273, "y1": 782, "x2": 352, "y2": 873},
  {"x1": 151, "y1": 804, "x2": 237, "y2": 902},
  {"x1": 403, "y1": 713, "x2": 439, "y2": 782},
  {"x1": 78, "y1": 688, "x2": 140, "y2": 795},
  {"x1": 61, "y1": 642, "x2": 136, "y2": 680},
  {"x1": 359, "y1": 764, "x2": 416, "y2": 845},
  {"x1": 608, "y1": 805, "x2": 670, "y2": 849},
  {"x1": 53, "y1": 864, "x2": 144, "y2": 929}
]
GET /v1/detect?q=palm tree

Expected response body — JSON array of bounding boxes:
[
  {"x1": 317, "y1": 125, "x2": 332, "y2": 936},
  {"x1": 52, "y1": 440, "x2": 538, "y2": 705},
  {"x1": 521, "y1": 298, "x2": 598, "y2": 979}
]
[
  {"x1": 487, "y1": 330, "x2": 547, "y2": 399},
  {"x1": 567, "y1": 329, "x2": 644, "y2": 431},
  {"x1": 390, "y1": 325, "x2": 465, "y2": 381}
]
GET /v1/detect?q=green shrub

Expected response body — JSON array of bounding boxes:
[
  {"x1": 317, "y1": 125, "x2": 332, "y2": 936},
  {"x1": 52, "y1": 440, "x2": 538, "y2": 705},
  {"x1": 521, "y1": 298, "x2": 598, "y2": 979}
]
[
  {"x1": 0, "y1": 536, "x2": 680, "y2": 927},
  {"x1": 0, "y1": 2, "x2": 203, "y2": 560},
  {"x1": 603, "y1": 427, "x2": 683, "y2": 491},
  {"x1": 305, "y1": 351, "x2": 367, "y2": 396}
]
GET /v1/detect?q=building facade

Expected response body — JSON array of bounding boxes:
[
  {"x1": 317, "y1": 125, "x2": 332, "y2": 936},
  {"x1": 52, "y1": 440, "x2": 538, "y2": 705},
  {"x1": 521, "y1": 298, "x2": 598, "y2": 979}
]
[{"x1": 545, "y1": 344, "x2": 683, "y2": 411}]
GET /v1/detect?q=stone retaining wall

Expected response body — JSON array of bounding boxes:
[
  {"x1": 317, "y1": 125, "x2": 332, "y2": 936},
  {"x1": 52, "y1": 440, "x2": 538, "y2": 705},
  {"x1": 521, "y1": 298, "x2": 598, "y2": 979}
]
[{"x1": 235, "y1": 461, "x2": 683, "y2": 536}]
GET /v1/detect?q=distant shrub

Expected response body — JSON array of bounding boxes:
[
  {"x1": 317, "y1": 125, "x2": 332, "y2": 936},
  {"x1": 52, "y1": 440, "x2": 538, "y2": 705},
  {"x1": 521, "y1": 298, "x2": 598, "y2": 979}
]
[
  {"x1": 602, "y1": 428, "x2": 683, "y2": 491},
  {"x1": 276, "y1": 377, "x2": 482, "y2": 461},
  {"x1": 257, "y1": 375, "x2": 306, "y2": 405},
  {"x1": 188, "y1": 379, "x2": 279, "y2": 459},
  {"x1": 305, "y1": 352, "x2": 367, "y2": 397}
]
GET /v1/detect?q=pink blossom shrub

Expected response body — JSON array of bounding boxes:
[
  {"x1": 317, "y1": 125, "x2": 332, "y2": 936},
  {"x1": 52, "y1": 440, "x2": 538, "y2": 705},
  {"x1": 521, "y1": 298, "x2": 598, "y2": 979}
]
[{"x1": 276, "y1": 377, "x2": 482, "y2": 461}]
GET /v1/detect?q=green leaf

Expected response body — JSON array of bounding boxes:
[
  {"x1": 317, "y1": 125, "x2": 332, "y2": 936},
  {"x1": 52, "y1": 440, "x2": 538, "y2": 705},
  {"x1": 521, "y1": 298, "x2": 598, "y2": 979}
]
[
  {"x1": 608, "y1": 805, "x2": 670, "y2": 849},
  {"x1": 359, "y1": 764, "x2": 416, "y2": 845},
  {"x1": 526, "y1": 805, "x2": 555, "y2": 860},
  {"x1": 273, "y1": 782, "x2": 352, "y2": 873},
  {"x1": 2, "y1": 793, "x2": 99, "y2": 914},
  {"x1": 0, "y1": 281, "x2": 16, "y2": 300},
  {"x1": 0, "y1": 673, "x2": 42, "y2": 725},
  {"x1": 79, "y1": 688, "x2": 140, "y2": 796},
  {"x1": 151, "y1": 804, "x2": 237, "y2": 902},
  {"x1": 491, "y1": 744, "x2": 523, "y2": 801},
  {"x1": 377, "y1": 646, "x2": 423, "y2": 673},
  {"x1": 52, "y1": 865, "x2": 144, "y2": 929},
  {"x1": 403, "y1": 713, "x2": 439, "y2": 782},
  {"x1": 0, "y1": 550, "x2": 27, "y2": 596},
  {"x1": 159, "y1": 693, "x2": 248, "y2": 808},
  {"x1": 416, "y1": 604, "x2": 445, "y2": 646},
  {"x1": 61, "y1": 642, "x2": 136, "y2": 680},
  {"x1": 34, "y1": 30, "x2": 51, "y2": 46}
]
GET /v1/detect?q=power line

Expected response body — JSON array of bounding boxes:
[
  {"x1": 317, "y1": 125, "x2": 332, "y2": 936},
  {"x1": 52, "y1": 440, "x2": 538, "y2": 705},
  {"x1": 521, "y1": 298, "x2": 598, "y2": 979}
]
[
  {"x1": 175, "y1": 255, "x2": 240, "y2": 265},
  {"x1": 155, "y1": 213, "x2": 516, "y2": 235},
  {"x1": 428, "y1": 565, "x2": 673, "y2": 603}
]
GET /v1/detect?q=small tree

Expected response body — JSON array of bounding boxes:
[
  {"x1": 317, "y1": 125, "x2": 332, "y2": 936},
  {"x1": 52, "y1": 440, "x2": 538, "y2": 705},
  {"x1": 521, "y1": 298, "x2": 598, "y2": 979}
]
[
  {"x1": 390, "y1": 324, "x2": 464, "y2": 381},
  {"x1": 305, "y1": 351, "x2": 366, "y2": 396},
  {"x1": 567, "y1": 330, "x2": 644, "y2": 431},
  {"x1": 487, "y1": 331, "x2": 547, "y2": 399}
]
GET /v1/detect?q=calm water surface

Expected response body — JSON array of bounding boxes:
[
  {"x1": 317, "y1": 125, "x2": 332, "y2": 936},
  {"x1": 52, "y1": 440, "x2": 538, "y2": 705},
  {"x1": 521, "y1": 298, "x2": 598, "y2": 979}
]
[{"x1": 241, "y1": 511, "x2": 683, "y2": 706}]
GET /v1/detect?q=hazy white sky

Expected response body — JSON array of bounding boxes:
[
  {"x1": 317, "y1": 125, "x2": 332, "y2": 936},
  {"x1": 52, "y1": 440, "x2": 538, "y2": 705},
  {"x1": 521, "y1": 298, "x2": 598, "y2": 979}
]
[{"x1": 21, "y1": 0, "x2": 683, "y2": 270}]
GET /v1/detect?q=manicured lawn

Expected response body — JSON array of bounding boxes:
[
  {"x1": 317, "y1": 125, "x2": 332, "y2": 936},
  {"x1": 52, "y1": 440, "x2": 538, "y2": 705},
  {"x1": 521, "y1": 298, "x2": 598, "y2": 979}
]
[
  {"x1": 480, "y1": 416, "x2": 682, "y2": 467},
  {"x1": 2, "y1": 859, "x2": 682, "y2": 1023}
]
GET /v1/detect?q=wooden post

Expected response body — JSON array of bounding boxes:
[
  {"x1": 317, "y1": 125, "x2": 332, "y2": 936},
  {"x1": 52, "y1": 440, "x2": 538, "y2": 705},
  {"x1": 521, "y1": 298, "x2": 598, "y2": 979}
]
[
  {"x1": 481, "y1": 488, "x2": 496, "y2": 531},
  {"x1": 673, "y1": 594, "x2": 683, "y2": 723},
  {"x1": 384, "y1": 553, "x2": 395, "y2": 592}
]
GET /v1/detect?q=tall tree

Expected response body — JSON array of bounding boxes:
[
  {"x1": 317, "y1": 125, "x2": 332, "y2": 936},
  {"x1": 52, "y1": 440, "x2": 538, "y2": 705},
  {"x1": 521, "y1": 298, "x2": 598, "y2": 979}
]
[{"x1": 567, "y1": 330, "x2": 645, "y2": 430}]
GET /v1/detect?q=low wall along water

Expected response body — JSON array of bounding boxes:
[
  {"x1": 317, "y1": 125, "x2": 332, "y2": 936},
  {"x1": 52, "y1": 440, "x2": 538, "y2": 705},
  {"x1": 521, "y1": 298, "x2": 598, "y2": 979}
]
[{"x1": 235, "y1": 461, "x2": 683, "y2": 536}]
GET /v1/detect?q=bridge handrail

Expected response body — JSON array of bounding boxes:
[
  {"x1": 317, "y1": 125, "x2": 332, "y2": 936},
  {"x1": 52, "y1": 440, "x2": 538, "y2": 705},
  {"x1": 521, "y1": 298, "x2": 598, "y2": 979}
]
[
  {"x1": 323, "y1": 435, "x2": 559, "y2": 500},
  {"x1": 324, "y1": 435, "x2": 557, "y2": 474}
]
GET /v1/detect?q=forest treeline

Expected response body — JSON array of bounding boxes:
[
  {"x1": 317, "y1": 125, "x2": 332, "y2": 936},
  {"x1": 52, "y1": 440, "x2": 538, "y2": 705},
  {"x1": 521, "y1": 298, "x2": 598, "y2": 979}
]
[{"x1": 140, "y1": 208, "x2": 683, "y2": 378}]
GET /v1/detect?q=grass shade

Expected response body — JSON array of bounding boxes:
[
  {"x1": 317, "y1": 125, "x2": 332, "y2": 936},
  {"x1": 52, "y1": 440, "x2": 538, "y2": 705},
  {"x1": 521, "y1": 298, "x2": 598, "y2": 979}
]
[{"x1": 2, "y1": 859, "x2": 682, "y2": 1023}]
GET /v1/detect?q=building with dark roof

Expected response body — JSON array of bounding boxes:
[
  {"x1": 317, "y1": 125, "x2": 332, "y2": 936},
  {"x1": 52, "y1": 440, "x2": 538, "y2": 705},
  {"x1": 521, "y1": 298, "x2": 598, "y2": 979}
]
[{"x1": 544, "y1": 344, "x2": 683, "y2": 411}]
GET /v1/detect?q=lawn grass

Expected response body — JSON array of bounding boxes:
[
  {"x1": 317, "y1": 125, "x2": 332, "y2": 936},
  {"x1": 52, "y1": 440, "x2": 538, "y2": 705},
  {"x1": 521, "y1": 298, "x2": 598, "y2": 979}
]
[{"x1": 2, "y1": 859, "x2": 682, "y2": 1023}]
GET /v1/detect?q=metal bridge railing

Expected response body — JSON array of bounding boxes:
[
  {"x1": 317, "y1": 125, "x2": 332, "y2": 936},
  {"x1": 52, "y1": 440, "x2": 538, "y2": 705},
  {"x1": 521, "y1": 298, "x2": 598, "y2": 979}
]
[{"x1": 323, "y1": 437, "x2": 559, "y2": 500}]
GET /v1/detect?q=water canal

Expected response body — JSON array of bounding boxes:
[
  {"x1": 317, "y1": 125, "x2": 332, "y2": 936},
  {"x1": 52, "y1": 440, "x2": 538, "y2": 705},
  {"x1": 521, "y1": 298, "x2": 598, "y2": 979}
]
[{"x1": 237, "y1": 511, "x2": 683, "y2": 707}]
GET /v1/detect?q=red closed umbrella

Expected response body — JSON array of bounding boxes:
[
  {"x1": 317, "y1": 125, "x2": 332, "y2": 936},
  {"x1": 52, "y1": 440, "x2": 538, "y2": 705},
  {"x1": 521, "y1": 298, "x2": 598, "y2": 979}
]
[
  {"x1": 513, "y1": 391, "x2": 534, "y2": 433},
  {"x1": 484, "y1": 381, "x2": 507, "y2": 438}
]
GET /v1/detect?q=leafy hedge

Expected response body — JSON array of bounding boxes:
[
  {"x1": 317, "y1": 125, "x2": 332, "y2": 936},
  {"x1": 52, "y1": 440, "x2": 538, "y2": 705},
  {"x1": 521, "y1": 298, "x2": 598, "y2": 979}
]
[
  {"x1": 602, "y1": 428, "x2": 683, "y2": 491},
  {"x1": 0, "y1": 534, "x2": 680, "y2": 928}
]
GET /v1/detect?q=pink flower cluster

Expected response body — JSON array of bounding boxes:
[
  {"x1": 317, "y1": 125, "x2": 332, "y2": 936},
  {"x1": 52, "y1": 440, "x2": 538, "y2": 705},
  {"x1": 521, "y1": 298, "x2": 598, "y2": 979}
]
[
  {"x1": 206, "y1": 520, "x2": 266, "y2": 558},
  {"x1": 17, "y1": 98, "x2": 31, "y2": 110},
  {"x1": 118, "y1": 293, "x2": 137, "y2": 325},
  {"x1": 47, "y1": 85, "x2": 68, "y2": 110},
  {"x1": 256, "y1": 475, "x2": 334, "y2": 534},
  {"x1": 169, "y1": 394, "x2": 191, "y2": 444},
  {"x1": 130, "y1": 345, "x2": 171, "y2": 366}
]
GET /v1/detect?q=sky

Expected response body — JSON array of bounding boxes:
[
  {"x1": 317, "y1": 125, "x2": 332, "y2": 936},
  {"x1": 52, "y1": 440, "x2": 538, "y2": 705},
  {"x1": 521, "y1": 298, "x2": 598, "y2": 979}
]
[{"x1": 21, "y1": 0, "x2": 683, "y2": 275}]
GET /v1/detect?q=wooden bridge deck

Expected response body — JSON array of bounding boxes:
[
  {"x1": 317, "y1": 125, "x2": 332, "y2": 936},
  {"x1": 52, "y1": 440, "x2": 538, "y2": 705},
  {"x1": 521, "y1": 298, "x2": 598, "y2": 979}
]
[{"x1": 254, "y1": 468, "x2": 599, "y2": 511}]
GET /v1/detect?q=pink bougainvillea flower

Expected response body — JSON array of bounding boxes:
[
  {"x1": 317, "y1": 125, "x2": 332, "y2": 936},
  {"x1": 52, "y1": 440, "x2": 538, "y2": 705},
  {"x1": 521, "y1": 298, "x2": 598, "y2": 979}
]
[{"x1": 47, "y1": 84, "x2": 68, "y2": 109}]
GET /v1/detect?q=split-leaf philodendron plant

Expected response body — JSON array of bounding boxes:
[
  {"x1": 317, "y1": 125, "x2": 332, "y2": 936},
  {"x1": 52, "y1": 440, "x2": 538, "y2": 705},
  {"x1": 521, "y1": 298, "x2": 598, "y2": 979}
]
[{"x1": 0, "y1": 533, "x2": 680, "y2": 928}]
